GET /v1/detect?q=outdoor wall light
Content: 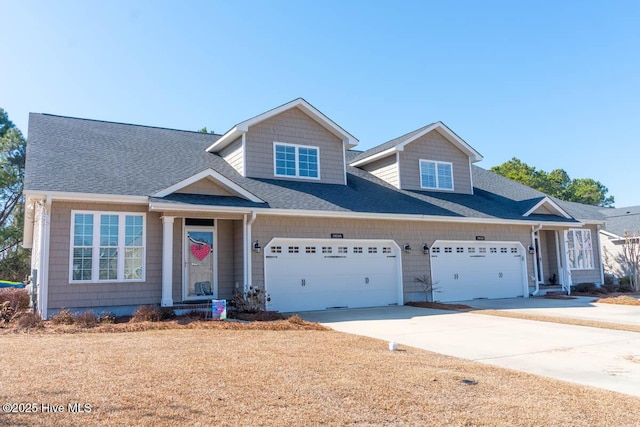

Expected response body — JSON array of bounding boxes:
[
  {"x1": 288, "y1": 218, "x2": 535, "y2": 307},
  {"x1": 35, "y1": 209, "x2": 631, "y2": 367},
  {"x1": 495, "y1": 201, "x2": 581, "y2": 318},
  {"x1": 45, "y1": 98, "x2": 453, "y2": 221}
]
[
  {"x1": 422, "y1": 244, "x2": 429, "y2": 254},
  {"x1": 528, "y1": 245, "x2": 535, "y2": 254},
  {"x1": 403, "y1": 244, "x2": 412, "y2": 253},
  {"x1": 253, "y1": 240, "x2": 261, "y2": 253}
]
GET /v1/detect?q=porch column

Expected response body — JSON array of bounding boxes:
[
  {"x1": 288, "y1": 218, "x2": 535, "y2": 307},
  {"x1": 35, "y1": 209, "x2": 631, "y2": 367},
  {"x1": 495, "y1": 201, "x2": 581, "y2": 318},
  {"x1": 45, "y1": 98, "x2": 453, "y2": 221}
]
[{"x1": 161, "y1": 216, "x2": 175, "y2": 307}]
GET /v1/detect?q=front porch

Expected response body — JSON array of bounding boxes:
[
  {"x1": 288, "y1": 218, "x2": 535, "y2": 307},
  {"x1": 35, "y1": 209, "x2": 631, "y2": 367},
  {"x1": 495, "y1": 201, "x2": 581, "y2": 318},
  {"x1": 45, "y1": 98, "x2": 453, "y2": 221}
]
[
  {"x1": 532, "y1": 229, "x2": 572, "y2": 295},
  {"x1": 156, "y1": 213, "x2": 253, "y2": 309}
]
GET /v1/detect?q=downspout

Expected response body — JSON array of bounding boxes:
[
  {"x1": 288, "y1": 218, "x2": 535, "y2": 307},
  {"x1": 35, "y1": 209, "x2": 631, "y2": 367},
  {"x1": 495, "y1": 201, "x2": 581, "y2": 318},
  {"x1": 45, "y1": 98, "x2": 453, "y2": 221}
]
[
  {"x1": 39, "y1": 196, "x2": 52, "y2": 319},
  {"x1": 530, "y1": 224, "x2": 542, "y2": 295},
  {"x1": 244, "y1": 211, "x2": 257, "y2": 293},
  {"x1": 596, "y1": 224, "x2": 605, "y2": 286}
]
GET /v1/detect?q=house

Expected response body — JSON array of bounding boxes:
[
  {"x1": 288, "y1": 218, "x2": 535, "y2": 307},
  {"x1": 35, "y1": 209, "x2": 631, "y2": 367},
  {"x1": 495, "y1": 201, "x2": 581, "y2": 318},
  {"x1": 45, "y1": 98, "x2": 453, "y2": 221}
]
[
  {"x1": 599, "y1": 206, "x2": 640, "y2": 280},
  {"x1": 22, "y1": 98, "x2": 606, "y2": 318}
]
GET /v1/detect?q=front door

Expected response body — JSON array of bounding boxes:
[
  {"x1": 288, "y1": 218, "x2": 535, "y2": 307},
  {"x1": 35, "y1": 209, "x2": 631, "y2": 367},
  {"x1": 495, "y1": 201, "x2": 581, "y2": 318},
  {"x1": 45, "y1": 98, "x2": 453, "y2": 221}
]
[{"x1": 183, "y1": 227, "x2": 216, "y2": 301}]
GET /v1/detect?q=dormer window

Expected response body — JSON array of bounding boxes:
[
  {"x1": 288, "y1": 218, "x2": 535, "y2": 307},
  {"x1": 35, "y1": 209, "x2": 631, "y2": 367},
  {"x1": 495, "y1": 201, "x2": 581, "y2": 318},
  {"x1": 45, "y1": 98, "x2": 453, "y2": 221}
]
[
  {"x1": 420, "y1": 159, "x2": 453, "y2": 191},
  {"x1": 274, "y1": 142, "x2": 320, "y2": 179}
]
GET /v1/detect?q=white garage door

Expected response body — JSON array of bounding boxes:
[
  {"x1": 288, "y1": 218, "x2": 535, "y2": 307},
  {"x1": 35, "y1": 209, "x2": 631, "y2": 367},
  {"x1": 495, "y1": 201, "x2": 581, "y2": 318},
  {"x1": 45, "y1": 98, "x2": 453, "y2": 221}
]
[
  {"x1": 264, "y1": 239, "x2": 402, "y2": 312},
  {"x1": 430, "y1": 240, "x2": 527, "y2": 302}
]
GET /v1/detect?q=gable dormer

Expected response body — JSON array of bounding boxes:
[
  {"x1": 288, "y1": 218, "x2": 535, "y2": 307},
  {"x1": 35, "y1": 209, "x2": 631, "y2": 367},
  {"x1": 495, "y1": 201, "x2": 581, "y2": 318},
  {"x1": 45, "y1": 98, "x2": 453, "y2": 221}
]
[
  {"x1": 207, "y1": 99, "x2": 358, "y2": 185},
  {"x1": 350, "y1": 122, "x2": 482, "y2": 195},
  {"x1": 523, "y1": 197, "x2": 572, "y2": 218},
  {"x1": 152, "y1": 169, "x2": 264, "y2": 203}
]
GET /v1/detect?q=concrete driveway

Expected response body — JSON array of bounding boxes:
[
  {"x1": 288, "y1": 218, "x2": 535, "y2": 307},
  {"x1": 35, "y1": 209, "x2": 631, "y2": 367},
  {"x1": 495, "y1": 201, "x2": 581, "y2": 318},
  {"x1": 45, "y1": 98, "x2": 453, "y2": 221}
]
[{"x1": 300, "y1": 300, "x2": 640, "y2": 397}]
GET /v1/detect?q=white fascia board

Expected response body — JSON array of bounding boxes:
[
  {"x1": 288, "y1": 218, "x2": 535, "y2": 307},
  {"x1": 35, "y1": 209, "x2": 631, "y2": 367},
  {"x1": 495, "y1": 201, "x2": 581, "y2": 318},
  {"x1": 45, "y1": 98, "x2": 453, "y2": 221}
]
[
  {"x1": 523, "y1": 197, "x2": 572, "y2": 219},
  {"x1": 599, "y1": 229, "x2": 622, "y2": 239},
  {"x1": 149, "y1": 202, "x2": 253, "y2": 214},
  {"x1": 206, "y1": 99, "x2": 358, "y2": 153},
  {"x1": 149, "y1": 201, "x2": 584, "y2": 227},
  {"x1": 205, "y1": 127, "x2": 243, "y2": 153},
  {"x1": 572, "y1": 219, "x2": 606, "y2": 225},
  {"x1": 23, "y1": 190, "x2": 149, "y2": 204},
  {"x1": 349, "y1": 147, "x2": 397, "y2": 167},
  {"x1": 258, "y1": 208, "x2": 583, "y2": 227},
  {"x1": 151, "y1": 168, "x2": 264, "y2": 203}
]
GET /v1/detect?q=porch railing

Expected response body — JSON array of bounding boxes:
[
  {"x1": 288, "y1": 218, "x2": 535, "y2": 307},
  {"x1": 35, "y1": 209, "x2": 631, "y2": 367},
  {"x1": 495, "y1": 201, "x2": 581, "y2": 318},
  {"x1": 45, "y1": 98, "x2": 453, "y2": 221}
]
[{"x1": 561, "y1": 268, "x2": 572, "y2": 295}]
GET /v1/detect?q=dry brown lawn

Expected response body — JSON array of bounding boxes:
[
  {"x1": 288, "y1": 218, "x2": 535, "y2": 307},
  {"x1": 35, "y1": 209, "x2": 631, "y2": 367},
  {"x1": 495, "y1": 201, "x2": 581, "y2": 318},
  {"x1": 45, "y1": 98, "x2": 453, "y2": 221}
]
[
  {"x1": 2, "y1": 328, "x2": 640, "y2": 426},
  {"x1": 597, "y1": 295, "x2": 640, "y2": 306}
]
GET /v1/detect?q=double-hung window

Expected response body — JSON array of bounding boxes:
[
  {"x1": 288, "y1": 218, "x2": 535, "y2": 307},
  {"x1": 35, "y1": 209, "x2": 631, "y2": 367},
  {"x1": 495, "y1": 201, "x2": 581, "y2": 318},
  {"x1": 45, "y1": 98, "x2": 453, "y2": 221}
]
[
  {"x1": 565, "y1": 229, "x2": 594, "y2": 270},
  {"x1": 419, "y1": 160, "x2": 453, "y2": 190},
  {"x1": 71, "y1": 211, "x2": 146, "y2": 282},
  {"x1": 274, "y1": 142, "x2": 319, "y2": 179}
]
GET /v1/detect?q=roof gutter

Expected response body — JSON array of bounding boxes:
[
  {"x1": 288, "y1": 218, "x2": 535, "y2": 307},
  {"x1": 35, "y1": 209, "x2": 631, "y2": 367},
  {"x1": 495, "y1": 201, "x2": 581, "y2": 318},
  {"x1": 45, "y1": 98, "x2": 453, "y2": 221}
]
[{"x1": 148, "y1": 200, "x2": 587, "y2": 227}]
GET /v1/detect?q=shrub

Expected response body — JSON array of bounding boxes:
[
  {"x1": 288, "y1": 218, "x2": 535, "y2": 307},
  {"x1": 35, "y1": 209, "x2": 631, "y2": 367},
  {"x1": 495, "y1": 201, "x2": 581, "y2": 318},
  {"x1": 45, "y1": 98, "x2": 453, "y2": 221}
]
[
  {"x1": 74, "y1": 311, "x2": 99, "y2": 328},
  {"x1": 618, "y1": 283, "x2": 634, "y2": 293},
  {"x1": 572, "y1": 283, "x2": 597, "y2": 294},
  {"x1": 185, "y1": 310, "x2": 207, "y2": 320},
  {"x1": 619, "y1": 276, "x2": 631, "y2": 285},
  {"x1": 0, "y1": 288, "x2": 30, "y2": 312},
  {"x1": 16, "y1": 312, "x2": 43, "y2": 330},
  {"x1": 50, "y1": 308, "x2": 75, "y2": 325},
  {"x1": 602, "y1": 282, "x2": 618, "y2": 293},
  {"x1": 0, "y1": 301, "x2": 16, "y2": 323},
  {"x1": 131, "y1": 305, "x2": 162, "y2": 322},
  {"x1": 232, "y1": 287, "x2": 271, "y2": 313},
  {"x1": 98, "y1": 312, "x2": 117, "y2": 324},
  {"x1": 159, "y1": 307, "x2": 176, "y2": 320},
  {"x1": 593, "y1": 286, "x2": 609, "y2": 295}
]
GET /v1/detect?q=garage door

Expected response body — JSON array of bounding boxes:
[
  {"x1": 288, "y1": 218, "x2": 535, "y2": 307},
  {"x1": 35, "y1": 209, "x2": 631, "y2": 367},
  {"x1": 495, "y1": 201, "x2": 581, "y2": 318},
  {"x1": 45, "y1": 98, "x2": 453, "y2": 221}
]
[
  {"x1": 430, "y1": 240, "x2": 527, "y2": 302},
  {"x1": 264, "y1": 239, "x2": 402, "y2": 312}
]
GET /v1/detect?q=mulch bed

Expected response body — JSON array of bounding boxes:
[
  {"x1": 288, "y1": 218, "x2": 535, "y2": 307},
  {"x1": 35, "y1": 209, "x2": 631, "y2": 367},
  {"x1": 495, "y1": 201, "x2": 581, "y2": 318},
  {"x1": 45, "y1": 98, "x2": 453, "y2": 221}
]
[
  {"x1": 405, "y1": 301, "x2": 472, "y2": 311},
  {"x1": 230, "y1": 310, "x2": 287, "y2": 321},
  {"x1": 542, "y1": 295, "x2": 576, "y2": 300}
]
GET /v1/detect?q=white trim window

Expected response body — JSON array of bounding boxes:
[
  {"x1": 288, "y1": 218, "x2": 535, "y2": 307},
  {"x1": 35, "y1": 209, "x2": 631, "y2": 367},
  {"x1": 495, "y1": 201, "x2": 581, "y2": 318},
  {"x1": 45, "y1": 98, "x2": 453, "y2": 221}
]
[
  {"x1": 70, "y1": 211, "x2": 146, "y2": 282},
  {"x1": 274, "y1": 142, "x2": 320, "y2": 179},
  {"x1": 565, "y1": 228, "x2": 594, "y2": 270},
  {"x1": 420, "y1": 160, "x2": 454, "y2": 190}
]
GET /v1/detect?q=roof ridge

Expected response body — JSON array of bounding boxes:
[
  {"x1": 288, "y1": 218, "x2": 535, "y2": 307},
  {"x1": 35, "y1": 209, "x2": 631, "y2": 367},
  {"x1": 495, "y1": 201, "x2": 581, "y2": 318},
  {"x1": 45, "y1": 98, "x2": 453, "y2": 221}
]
[{"x1": 36, "y1": 113, "x2": 222, "y2": 136}]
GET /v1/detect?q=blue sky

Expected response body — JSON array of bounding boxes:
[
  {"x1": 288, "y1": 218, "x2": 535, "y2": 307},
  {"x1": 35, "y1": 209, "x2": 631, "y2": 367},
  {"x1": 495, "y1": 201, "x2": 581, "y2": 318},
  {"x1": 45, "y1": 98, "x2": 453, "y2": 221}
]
[{"x1": 3, "y1": 1, "x2": 639, "y2": 206}]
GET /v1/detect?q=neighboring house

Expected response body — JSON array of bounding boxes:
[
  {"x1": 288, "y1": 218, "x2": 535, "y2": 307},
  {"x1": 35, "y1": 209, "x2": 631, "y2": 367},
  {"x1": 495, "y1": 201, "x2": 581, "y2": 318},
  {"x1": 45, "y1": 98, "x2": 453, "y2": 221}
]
[
  {"x1": 23, "y1": 98, "x2": 606, "y2": 318},
  {"x1": 599, "y1": 206, "x2": 640, "y2": 280}
]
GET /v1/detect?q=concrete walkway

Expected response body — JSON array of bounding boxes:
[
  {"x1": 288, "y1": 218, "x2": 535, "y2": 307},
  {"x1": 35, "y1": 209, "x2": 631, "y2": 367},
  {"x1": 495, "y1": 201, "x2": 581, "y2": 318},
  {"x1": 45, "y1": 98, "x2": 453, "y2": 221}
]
[
  {"x1": 462, "y1": 295, "x2": 640, "y2": 326},
  {"x1": 300, "y1": 304, "x2": 640, "y2": 397}
]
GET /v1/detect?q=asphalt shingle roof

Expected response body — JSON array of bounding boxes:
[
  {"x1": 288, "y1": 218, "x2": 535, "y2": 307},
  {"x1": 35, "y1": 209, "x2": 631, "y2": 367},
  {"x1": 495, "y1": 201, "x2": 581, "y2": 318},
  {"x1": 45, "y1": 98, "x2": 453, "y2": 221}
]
[
  {"x1": 599, "y1": 206, "x2": 640, "y2": 237},
  {"x1": 350, "y1": 124, "x2": 435, "y2": 163},
  {"x1": 25, "y1": 113, "x2": 602, "y2": 224}
]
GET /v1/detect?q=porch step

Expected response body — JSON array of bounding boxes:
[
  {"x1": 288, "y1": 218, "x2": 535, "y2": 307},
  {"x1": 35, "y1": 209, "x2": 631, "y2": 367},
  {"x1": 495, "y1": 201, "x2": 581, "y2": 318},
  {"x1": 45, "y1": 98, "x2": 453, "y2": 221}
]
[{"x1": 536, "y1": 285, "x2": 568, "y2": 296}]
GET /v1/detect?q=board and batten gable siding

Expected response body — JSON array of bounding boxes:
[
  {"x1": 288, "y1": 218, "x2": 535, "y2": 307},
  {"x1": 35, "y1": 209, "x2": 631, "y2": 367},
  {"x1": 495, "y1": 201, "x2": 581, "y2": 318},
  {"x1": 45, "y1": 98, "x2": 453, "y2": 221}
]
[
  {"x1": 399, "y1": 129, "x2": 473, "y2": 194},
  {"x1": 244, "y1": 107, "x2": 345, "y2": 184},
  {"x1": 250, "y1": 215, "x2": 535, "y2": 302},
  {"x1": 219, "y1": 136, "x2": 244, "y2": 175},
  {"x1": 47, "y1": 201, "x2": 162, "y2": 310},
  {"x1": 175, "y1": 178, "x2": 235, "y2": 197},
  {"x1": 532, "y1": 205, "x2": 557, "y2": 215},
  {"x1": 362, "y1": 154, "x2": 399, "y2": 188}
]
